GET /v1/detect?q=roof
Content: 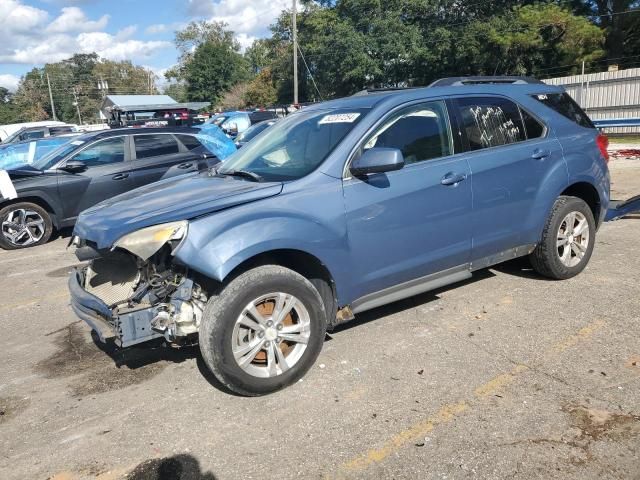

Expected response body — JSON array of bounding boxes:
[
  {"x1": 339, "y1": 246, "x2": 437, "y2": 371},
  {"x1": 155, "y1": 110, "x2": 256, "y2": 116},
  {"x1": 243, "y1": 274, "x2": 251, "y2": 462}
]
[
  {"x1": 101, "y1": 95, "x2": 210, "y2": 115},
  {"x1": 304, "y1": 83, "x2": 566, "y2": 111},
  {"x1": 104, "y1": 95, "x2": 176, "y2": 108}
]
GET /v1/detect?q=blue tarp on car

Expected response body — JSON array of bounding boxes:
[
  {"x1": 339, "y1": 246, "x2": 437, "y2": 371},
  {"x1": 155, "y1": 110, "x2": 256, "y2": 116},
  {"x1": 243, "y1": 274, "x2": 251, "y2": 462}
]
[{"x1": 195, "y1": 124, "x2": 237, "y2": 160}]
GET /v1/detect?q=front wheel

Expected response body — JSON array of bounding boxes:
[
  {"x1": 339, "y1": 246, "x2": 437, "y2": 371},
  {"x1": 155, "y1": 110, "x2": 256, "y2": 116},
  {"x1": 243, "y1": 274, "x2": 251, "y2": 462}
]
[
  {"x1": 199, "y1": 265, "x2": 327, "y2": 396},
  {"x1": 530, "y1": 196, "x2": 596, "y2": 280},
  {"x1": 0, "y1": 202, "x2": 53, "y2": 250}
]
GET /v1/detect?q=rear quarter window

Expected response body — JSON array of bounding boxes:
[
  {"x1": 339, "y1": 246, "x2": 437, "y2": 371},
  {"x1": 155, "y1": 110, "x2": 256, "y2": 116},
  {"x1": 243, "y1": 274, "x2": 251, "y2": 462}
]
[{"x1": 531, "y1": 93, "x2": 595, "y2": 129}]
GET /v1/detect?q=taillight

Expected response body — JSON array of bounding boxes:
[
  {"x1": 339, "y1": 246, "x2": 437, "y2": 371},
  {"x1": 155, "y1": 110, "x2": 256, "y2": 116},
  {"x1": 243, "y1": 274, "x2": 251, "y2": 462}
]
[{"x1": 596, "y1": 133, "x2": 609, "y2": 163}]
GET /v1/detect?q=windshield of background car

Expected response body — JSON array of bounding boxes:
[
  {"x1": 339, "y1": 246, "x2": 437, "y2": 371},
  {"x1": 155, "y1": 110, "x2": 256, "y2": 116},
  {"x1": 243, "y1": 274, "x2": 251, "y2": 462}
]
[
  {"x1": 218, "y1": 108, "x2": 369, "y2": 181},
  {"x1": 206, "y1": 115, "x2": 228, "y2": 126},
  {"x1": 32, "y1": 134, "x2": 94, "y2": 170}
]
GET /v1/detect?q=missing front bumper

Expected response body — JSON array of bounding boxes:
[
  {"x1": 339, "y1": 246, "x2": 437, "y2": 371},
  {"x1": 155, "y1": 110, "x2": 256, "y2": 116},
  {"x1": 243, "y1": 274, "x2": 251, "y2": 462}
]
[{"x1": 69, "y1": 266, "x2": 204, "y2": 348}]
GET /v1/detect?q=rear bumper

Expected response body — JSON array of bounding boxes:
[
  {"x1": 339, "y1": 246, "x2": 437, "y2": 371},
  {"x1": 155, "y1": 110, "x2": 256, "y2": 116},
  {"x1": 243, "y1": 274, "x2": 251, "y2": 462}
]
[{"x1": 68, "y1": 268, "x2": 116, "y2": 343}]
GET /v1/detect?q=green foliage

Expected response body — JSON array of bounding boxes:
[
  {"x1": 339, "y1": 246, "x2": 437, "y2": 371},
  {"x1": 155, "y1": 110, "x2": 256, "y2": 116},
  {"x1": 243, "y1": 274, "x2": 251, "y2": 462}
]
[
  {"x1": 244, "y1": 68, "x2": 278, "y2": 107},
  {"x1": 185, "y1": 40, "x2": 249, "y2": 103}
]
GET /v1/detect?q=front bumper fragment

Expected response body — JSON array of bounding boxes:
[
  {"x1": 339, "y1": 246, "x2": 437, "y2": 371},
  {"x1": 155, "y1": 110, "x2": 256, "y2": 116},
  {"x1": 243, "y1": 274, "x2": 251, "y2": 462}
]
[{"x1": 68, "y1": 268, "x2": 116, "y2": 343}]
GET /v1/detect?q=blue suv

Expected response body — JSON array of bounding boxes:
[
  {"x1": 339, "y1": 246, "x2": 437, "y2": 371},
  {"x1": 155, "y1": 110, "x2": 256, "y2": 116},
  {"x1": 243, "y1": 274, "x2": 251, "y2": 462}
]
[{"x1": 69, "y1": 77, "x2": 610, "y2": 395}]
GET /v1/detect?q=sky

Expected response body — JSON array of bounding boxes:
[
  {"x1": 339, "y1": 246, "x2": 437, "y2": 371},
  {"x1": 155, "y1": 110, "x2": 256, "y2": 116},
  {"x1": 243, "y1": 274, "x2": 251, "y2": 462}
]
[{"x1": 0, "y1": 0, "x2": 291, "y2": 92}]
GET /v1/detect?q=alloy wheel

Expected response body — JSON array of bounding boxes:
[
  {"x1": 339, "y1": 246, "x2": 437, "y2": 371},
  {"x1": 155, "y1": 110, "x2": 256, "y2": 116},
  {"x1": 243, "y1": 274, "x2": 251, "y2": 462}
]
[
  {"x1": 1, "y1": 208, "x2": 46, "y2": 247},
  {"x1": 556, "y1": 211, "x2": 590, "y2": 267},
  {"x1": 231, "y1": 292, "x2": 311, "y2": 378}
]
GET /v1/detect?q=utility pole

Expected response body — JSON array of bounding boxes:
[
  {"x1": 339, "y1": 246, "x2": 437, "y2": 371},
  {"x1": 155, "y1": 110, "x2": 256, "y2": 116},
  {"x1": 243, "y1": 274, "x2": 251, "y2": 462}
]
[
  {"x1": 292, "y1": 0, "x2": 298, "y2": 105},
  {"x1": 46, "y1": 73, "x2": 58, "y2": 121},
  {"x1": 72, "y1": 87, "x2": 82, "y2": 125}
]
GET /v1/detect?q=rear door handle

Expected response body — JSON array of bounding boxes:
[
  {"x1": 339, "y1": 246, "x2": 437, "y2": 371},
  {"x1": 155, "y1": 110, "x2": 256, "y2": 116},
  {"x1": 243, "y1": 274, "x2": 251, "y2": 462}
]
[
  {"x1": 178, "y1": 162, "x2": 193, "y2": 169},
  {"x1": 532, "y1": 148, "x2": 551, "y2": 160},
  {"x1": 441, "y1": 172, "x2": 467, "y2": 186},
  {"x1": 112, "y1": 173, "x2": 129, "y2": 180}
]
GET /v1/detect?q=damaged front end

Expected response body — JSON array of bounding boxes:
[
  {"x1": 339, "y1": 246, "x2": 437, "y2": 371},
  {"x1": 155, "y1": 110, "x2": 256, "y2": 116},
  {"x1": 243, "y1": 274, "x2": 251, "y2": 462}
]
[{"x1": 69, "y1": 222, "x2": 208, "y2": 348}]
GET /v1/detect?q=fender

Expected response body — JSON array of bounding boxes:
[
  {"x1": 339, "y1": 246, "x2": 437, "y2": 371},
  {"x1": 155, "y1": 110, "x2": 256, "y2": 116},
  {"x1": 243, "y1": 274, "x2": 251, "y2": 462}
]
[{"x1": 173, "y1": 176, "x2": 356, "y2": 304}]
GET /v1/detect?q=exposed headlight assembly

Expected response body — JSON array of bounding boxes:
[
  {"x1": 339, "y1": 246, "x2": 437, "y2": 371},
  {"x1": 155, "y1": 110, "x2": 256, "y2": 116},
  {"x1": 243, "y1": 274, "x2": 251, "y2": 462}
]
[{"x1": 113, "y1": 221, "x2": 188, "y2": 260}]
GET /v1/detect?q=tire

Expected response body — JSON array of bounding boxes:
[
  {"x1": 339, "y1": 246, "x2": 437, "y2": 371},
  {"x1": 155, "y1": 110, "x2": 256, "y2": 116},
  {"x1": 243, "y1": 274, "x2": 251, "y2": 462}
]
[
  {"x1": 530, "y1": 196, "x2": 596, "y2": 280},
  {"x1": 0, "y1": 202, "x2": 53, "y2": 250},
  {"x1": 199, "y1": 265, "x2": 327, "y2": 396}
]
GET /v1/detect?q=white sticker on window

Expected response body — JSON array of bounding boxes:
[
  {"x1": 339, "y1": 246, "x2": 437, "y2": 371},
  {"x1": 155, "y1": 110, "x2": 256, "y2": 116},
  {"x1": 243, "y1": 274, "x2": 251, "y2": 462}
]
[
  {"x1": 536, "y1": 94, "x2": 548, "y2": 100},
  {"x1": 319, "y1": 113, "x2": 360, "y2": 125},
  {"x1": 0, "y1": 170, "x2": 17, "y2": 200},
  {"x1": 71, "y1": 140, "x2": 85, "y2": 146}
]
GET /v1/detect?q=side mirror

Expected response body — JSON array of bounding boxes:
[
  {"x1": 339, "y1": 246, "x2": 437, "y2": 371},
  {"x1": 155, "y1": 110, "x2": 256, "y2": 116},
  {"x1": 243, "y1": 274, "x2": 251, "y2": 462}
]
[
  {"x1": 60, "y1": 160, "x2": 87, "y2": 173},
  {"x1": 350, "y1": 148, "x2": 404, "y2": 177}
]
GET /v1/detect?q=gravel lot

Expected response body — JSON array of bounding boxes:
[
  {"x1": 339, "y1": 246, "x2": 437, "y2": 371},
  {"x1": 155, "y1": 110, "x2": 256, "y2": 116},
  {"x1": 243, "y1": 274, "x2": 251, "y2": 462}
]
[{"x1": 0, "y1": 158, "x2": 638, "y2": 480}]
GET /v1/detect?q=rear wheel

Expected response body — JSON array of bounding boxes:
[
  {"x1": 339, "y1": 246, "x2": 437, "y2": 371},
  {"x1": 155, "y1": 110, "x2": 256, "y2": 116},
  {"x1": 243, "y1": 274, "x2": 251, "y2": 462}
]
[
  {"x1": 199, "y1": 265, "x2": 327, "y2": 396},
  {"x1": 530, "y1": 196, "x2": 595, "y2": 280},
  {"x1": 0, "y1": 202, "x2": 53, "y2": 250}
]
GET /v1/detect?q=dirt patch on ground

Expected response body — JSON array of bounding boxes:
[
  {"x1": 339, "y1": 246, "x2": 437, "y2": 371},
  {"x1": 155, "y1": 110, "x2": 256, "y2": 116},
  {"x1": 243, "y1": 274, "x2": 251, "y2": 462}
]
[
  {"x1": 564, "y1": 404, "x2": 640, "y2": 441},
  {"x1": 125, "y1": 455, "x2": 216, "y2": 480},
  {"x1": 35, "y1": 323, "x2": 173, "y2": 397},
  {"x1": 0, "y1": 395, "x2": 30, "y2": 424}
]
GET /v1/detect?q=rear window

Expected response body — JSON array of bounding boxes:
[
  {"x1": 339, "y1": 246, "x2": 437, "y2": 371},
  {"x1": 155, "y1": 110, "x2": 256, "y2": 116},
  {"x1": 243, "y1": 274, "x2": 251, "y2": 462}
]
[
  {"x1": 176, "y1": 134, "x2": 203, "y2": 151},
  {"x1": 532, "y1": 93, "x2": 594, "y2": 129},
  {"x1": 134, "y1": 134, "x2": 180, "y2": 159}
]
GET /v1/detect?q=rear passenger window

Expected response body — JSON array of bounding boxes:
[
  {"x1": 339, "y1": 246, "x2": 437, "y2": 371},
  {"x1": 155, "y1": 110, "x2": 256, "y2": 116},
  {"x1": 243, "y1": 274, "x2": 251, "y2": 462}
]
[
  {"x1": 363, "y1": 100, "x2": 452, "y2": 165},
  {"x1": 134, "y1": 134, "x2": 180, "y2": 159},
  {"x1": 531, "y1": 93, "x2": 594, "y2": 129},
  {"x1": 520, "y1": 108, "x2": 545, "y2": 139},
  {"x1": 176, "y1": 134, "x2": 202, "y2": 151},
  {"x1": 455, "y1": 97, "x2": 526, "y2": 151}
]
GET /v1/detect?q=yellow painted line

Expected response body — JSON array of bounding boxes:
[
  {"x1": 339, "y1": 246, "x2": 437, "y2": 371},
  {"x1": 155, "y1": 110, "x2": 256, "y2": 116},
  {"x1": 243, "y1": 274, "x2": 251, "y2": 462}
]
[
  {"x1": 550, "y1": 318, "x2": 606, "y2": 354},
  {"x1": 0, "y1": 290, "x2": 68, "y2": 311},
  {"x1": 474, "y1": 364, "x2": 529, "y2": 398},
  {"x1": 344, "y1": 401, "x2": 470, "y2": 471},
  {"x1": 335, "y1": 320, "x2": 608, "y2": 475}
]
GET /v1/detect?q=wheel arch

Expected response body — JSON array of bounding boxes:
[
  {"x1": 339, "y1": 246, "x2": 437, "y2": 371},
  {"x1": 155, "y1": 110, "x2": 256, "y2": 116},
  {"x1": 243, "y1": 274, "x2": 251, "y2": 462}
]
[
  {"x1": 560, "y1": 181, "x2": 602, "y2": 225},
  {"x1": 0, "y1": 195, "x2": 60, "y2": 228},
  {"x1": 221, "y1": 248, "x2": 338, "y2": 327}
]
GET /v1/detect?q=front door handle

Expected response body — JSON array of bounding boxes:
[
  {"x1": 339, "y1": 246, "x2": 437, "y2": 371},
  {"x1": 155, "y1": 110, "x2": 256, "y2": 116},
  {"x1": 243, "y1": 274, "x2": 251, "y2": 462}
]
[
  {"x1": 112, "y1": 173, "x2": 129, "y2": 180},
  {"x1": 532, "y1": 148, "x2": 551, "y2": 160},
  {"x1": 178, "y1": 163, "x2": 193, "y2": 169},
  {"x1": 441, "y1": 172, "x2": 467, "y2": 186}
]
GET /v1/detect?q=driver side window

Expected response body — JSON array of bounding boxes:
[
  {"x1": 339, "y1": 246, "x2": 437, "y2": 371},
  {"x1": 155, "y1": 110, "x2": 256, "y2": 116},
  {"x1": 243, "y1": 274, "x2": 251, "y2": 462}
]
[
  {"x1": 364, "y1": 101, "x2": 453, "y2": 165},
  {"x1": 71, "y1": 137, "x2": 125, "y2": 167}
]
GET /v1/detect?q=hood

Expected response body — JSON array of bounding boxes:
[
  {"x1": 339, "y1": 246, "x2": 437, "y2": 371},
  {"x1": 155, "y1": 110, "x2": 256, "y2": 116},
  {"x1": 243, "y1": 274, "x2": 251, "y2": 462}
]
[
  {"x1": 7, "y1": 165, "x2": 43, "y2": 179},
  {"x1": 74, "y1": 171, "x2": 283, "y2": 249}
]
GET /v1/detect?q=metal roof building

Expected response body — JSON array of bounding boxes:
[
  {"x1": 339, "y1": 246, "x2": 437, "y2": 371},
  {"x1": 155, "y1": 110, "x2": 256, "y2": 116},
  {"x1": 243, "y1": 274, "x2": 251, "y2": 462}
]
[{"x1": 100, "y1": 95, "x2": 209, "y2": 118}]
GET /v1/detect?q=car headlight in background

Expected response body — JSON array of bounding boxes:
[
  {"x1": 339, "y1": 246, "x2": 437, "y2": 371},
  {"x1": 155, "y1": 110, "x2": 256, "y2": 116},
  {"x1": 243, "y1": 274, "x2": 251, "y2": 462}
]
[{"x1": 113, "y1": 221, "x2": 188, "y2": 260}]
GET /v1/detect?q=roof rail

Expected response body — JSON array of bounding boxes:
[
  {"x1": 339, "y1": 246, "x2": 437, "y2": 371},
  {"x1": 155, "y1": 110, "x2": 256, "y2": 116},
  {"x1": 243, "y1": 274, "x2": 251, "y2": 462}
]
[
  {"x1": 429, "y1": 76, "x2": 544, "y2": 87},
  {"x1": 352, "y1": 86, "x2": 419, "y2": 96}
]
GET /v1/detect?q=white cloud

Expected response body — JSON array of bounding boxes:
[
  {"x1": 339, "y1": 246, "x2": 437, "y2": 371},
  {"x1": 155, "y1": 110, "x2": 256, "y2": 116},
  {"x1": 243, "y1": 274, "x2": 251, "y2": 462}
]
[
  {"x1": 0, "y1": 74, "x2": 20, "y2": 92},
  {"x1": 186, "y1": 0, "x2": 290, "y2": 40},
  {"x1": 146, "y1": 23, "x2": 168, "y2": 34},
  {"x1": 0, "y1": 1, "x2": 171, "y2": 65},
  {"x1": 46, "y1": 6, "x2": 109, "y2": 34}
]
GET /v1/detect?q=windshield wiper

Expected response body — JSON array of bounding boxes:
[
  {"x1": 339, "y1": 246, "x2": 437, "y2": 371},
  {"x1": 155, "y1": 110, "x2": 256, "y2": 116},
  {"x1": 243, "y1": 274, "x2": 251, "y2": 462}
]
[{"x1": 219, "y1": 169, "x2": 263, "y2": 182}]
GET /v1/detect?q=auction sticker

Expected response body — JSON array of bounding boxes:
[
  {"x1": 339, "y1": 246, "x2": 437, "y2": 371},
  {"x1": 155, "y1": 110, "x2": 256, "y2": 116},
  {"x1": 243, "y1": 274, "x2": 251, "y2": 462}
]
[
  {"x1": 0, "y1": 170, "x2": 17, "y2": 200},
  {"x1": 319, "y1": 113, "x2": 361, "y2": 124}
]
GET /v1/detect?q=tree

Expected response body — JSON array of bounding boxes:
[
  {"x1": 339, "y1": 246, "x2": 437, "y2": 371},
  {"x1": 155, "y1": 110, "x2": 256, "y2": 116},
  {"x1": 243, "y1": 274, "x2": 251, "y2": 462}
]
[
  {"x1": 185, "y1": 39, "x2": 249, "y2": 103},
  {"x1": 244, "y1": 68, "x2": 278, "y2": 106},
  {"x1": 0, "y1": 87, "x2": 17, "y2": 124},
  {"x1": 163, "y1": 82, "x2": 188, "y2": 102},
  {"x1": 217, "y1": 82, "x2": 250, "y2": 110}
]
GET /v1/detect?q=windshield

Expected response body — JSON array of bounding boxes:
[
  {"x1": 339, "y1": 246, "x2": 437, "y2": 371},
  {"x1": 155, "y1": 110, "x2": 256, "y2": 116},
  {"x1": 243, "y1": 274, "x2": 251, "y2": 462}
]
[
  {"x1": 32, "y1": 135, "x2": 91, "y2": 170},
  {"x1": 206, "y1": 115, "x2": 228, "y2": 126},
  {"x1": 219, "y1": 108, "x2": 368, "y2": 182},
  {"x1": 0, "y1": 136, "x2": 77, "y2": 170}
]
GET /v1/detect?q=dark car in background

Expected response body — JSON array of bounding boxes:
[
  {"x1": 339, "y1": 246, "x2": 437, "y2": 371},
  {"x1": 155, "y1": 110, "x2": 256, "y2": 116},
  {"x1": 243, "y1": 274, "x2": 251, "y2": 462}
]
[{"x1": 0, "y1": 126, "x2": 235, "y2": 249}]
